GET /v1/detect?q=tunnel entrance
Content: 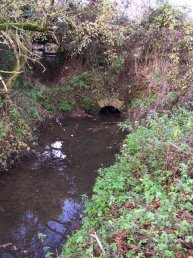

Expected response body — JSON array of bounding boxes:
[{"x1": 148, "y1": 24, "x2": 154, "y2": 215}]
[{"x1": 99, "y1": 106, "x2": 121, "y2": 115}]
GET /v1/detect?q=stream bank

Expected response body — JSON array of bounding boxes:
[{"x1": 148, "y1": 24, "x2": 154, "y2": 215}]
[{"x1": 62, "y1": 109, "x2": 193, "y2": 258}]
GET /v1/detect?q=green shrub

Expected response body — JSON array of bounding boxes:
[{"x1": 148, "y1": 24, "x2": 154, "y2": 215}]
[
  {"x1": 9, "y1": 108, "x2": 20, "y2": 120},
  {"x1": 59, "y1": 102, "x2": 73, "y2": 112},
  {"x1": 69, "y1": 72, "x2": 92, "y2": 90},
  {"x1": 131, "y1": 94, "x2": 157, "y2": 109},
  {"x1": 111, "y1": 56, "x2": 124, "y2": 74}
]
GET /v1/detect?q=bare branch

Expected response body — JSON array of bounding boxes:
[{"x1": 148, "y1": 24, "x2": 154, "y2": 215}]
[
  {"x1": 90, "y1": 232, "x2": 106, "y2": 254},
  {"x1": 0, "y1": 23, "x2": 45, "y2": 32},
  {"x1": 0, "y1": 75, "x2": 8, "y2": 92},
  {"x1": 0, "y1": 70, "x2": 22, "y2": 74}
]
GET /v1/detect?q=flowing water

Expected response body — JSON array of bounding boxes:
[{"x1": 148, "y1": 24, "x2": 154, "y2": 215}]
[{"x1": 0, "y1": 115, "x2": 125, "y2": 258}]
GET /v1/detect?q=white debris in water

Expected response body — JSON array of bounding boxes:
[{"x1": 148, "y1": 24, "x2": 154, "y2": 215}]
[
  {"x1": 41, "y1": 141, "x2": 66, "y2": 160},
  {"x1": 52, "y1": 150, "x2": 66, "y2": 159},
  {"x1": 43, "y1": 149, "x2": 66, "y2": 159},
  {"x1": 51, "y1": 141, "x2": 63, "y2": 149}
]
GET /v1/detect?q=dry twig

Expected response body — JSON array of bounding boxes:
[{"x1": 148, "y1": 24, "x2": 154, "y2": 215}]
[{"x1": 90, "y1": 231, "x2": 106, "y2": 254}]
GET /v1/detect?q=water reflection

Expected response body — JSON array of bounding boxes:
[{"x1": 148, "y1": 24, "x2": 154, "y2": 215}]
[{"x1": 0, "y1": 117, "x2": 125, "y2": 257}]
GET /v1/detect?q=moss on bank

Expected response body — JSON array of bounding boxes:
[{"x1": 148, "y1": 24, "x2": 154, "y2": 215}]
[
  {"x1": 62, "y1": 108, "x2": 193, "y2": 257},
  {"x1": 0, "y1": 93, "x2": 42, "y2": 170},
  {"x1": 0, "y1": 23, "x2": 45, "y2": 31}
]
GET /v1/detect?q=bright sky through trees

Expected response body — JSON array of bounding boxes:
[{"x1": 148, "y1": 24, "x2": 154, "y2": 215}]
[
  {"x1": 118, "y1": 0, "x2": 193, "y2": 20},
  {"x1": 170, "y1": 0, "x2": 193, "y2": 14}
]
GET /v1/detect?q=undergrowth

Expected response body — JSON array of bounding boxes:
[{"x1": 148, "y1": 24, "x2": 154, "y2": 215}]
[
  {"x1": 0, "y1": 96, "x2": 34, "y2": 170},
  {"x1": 62, "y1": 108, "x2": 193, "y2": 257},
  {"x1": 0, "y1": 81, "x2": 74, "y2": 170}
]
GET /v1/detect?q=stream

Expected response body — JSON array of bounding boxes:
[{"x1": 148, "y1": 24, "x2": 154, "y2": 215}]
[{"x1": 0, "y1": 115, "x2": 125, "y2": 258}]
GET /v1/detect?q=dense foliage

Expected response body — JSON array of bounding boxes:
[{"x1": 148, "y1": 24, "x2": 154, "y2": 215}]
[
  {"x1": 123, "y1": 4, "x2": 193, "y2": 114},
  {"x1": 0, "y1": 0, "x2": 125, "y2": 92},
  {"x1": 63, "y1": 109, "x2": 193, "y2": 257}
]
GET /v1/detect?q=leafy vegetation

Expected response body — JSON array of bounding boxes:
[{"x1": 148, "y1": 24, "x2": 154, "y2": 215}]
[
  {"x1": 0, "y1": 81, "x2": 74, "y2": 170},
  {"x1": 62, "y1": 109, "x2": 193, "y2": 257},
  {"x1": 0, "y1": 0, "x2": 193, "y2": 256},
  {"x1": 0, "y1": 98, "x2": 33, "y2": 169}
]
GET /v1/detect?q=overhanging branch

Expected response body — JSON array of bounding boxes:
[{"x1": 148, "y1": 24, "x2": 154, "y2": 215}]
[{"x1": 0, "y1": 23, "x2": 45, "y2": 32}]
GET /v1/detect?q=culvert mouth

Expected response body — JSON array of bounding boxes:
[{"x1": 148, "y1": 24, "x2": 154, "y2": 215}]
[{"x1": 99, "y1": 106, "x2": 121, "y2": 115}]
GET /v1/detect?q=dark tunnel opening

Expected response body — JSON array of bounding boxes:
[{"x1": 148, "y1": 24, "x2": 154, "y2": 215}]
[{"x1": 99, "y1": 106, "x2": 121, "y2": 115}]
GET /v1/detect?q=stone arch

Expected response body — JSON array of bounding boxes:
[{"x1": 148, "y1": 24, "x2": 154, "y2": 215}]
[
  {"x1": 99, "y1": 106, "x2": 121, "y2": 114},
  {"x1": 97, "y1": 98, "x2": 125, "y2": 113}
]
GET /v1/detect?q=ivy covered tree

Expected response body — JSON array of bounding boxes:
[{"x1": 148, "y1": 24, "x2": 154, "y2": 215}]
[
  {"x1": 0, "y1": 0, "x2": 126, "y2": 93},
  {"x1": 0, "y1": 0, "x2": 71, "y2": 92}
]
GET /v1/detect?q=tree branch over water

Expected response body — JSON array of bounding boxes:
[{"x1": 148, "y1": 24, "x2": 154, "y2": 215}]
[{"x1": 0, "y1": 23, "x2": 45, "y2": 32}]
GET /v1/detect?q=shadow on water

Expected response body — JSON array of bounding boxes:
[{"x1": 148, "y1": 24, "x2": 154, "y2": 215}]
[{"x1": 0, "y1": 115, "x2": 125, "y2": 257}]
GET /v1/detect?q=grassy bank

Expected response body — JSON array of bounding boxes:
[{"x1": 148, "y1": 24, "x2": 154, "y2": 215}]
[{"x1": 62, "y1": 108, "x2": 193, "y2": 257}]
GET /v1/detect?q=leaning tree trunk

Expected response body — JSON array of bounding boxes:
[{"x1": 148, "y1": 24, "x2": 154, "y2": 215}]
[{"x1": 0, "y1": 28, "x2": 37, "y2": 93}]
